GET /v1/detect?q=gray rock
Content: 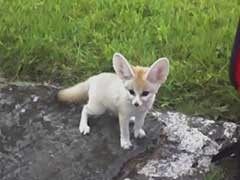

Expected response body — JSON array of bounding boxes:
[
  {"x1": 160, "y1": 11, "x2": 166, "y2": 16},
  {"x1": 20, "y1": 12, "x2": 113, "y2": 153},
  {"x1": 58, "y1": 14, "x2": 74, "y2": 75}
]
[{"x1": 0, "y1": 84, "x2": 239, "y2": 180}]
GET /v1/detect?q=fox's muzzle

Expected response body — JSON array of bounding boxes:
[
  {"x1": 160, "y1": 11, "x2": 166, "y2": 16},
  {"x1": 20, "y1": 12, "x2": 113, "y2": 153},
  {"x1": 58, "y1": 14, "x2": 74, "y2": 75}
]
[{"x1": 132, "y1": 95, "x2": 142, "y2": 107}]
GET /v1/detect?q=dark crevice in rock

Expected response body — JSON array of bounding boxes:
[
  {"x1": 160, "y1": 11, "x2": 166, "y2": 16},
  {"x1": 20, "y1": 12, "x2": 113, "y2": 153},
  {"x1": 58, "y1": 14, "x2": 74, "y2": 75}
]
[
  {"x1": 212, "y1": 141, "x2": 240, "y2": 162},
  {"x1": 211, "y1": 140, "x2": 240, "y2": 180},
  {"x1": 211, "y1": 124, "x2": 240, "y2": 179},
  {"x1": 112, "y1": 135, "x2": 167, "y2": 180}
]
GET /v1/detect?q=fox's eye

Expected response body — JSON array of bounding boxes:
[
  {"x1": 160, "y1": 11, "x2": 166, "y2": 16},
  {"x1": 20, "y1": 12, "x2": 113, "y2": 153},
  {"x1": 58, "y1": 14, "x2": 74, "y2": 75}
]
[
  {"x1": 141, "y1": 91, "x2": 149, "y2": 96},
  {"x1": 128, "y1": 89, "x2": 135, "y2": 95}
]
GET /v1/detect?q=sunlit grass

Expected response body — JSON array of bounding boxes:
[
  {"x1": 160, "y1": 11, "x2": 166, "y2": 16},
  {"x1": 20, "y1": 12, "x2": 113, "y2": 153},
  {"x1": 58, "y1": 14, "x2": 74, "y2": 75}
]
[{"x1": 0, "y1": 0, "x2": 239, "y2": 120}]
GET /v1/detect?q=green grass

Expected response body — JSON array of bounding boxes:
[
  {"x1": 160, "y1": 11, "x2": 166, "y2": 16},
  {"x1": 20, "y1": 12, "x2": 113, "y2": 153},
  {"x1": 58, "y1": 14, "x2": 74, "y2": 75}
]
[
  {"x1": 0, "y1": 0, "x2": 239, "y2": 121},
  {"x1": 204, "y1": 167, "x2": 225, "y2": 180}
]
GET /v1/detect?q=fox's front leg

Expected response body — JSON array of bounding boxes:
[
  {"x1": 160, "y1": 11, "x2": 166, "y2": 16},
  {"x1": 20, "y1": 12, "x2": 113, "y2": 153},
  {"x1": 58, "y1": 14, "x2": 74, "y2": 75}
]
[
  {"x1": 119, "y1": 113, "x2": 132, "y2": 149},
  {"x1": 134, "y1": 112, "x2": 147, "y2": 138}
]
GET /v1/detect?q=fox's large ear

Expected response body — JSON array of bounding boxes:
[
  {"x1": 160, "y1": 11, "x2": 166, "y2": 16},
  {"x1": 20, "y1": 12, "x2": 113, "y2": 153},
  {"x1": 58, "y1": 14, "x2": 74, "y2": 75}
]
[
  {"x1": 146, "y1": 57, "x2": 169, "y2": 84},
  {"x1": 113, "y1": 53, "x2": 135, "y2": 80}
]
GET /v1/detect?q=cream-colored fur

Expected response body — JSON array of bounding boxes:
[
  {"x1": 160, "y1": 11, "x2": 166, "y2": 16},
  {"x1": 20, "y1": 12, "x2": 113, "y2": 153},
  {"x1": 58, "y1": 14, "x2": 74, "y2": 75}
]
[
  {"x1": 58, "y1": 53, "x2": 169, "y2": 149},
  {"x1": 58, "y1": 81, "x2": 89, "y2": 103}
]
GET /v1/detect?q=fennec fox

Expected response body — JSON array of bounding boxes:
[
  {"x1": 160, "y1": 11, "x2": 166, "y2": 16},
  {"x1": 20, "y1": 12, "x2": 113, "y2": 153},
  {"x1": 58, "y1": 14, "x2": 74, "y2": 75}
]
[{"x1": 58, "y1": 53, "x2": 169, "y2": 149}]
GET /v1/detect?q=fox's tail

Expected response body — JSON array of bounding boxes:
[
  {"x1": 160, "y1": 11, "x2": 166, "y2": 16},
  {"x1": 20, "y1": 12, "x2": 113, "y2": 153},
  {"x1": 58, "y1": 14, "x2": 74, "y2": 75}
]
[{"x1": 57, "y1": 80, "x2": 89, "y2": 103}]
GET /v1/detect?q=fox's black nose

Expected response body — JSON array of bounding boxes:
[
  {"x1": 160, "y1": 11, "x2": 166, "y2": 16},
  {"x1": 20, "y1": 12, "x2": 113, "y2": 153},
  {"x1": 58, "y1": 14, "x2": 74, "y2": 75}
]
[{"x1": 134, "y1": 102, "x2": 139, "y2": 107}]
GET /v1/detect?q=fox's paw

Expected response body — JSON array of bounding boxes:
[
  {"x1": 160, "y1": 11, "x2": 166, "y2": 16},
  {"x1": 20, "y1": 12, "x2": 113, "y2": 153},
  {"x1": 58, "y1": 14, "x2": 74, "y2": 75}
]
[
  {"x1": 134, "y1": 129, "x2": 146, "y2": 138},
  {"x1": 130, "y1": 116, "x2": 136, "y2": 123},
  {"x1": 120, "y1": 139, "x2": 132, "y2": 150},
  {"x1": 79, "y1": 124, "x2": 90, "y2": 135}
]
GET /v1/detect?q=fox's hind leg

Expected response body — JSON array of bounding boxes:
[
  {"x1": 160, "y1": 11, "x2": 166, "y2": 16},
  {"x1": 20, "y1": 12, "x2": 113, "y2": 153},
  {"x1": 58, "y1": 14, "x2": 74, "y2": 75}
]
[{"x1": 79, "y1": 101, "x2": 105, "y2": 135}]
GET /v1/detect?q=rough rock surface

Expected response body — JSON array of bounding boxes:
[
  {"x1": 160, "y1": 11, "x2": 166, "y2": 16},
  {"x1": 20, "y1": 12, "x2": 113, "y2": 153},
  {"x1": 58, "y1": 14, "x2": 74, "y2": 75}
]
[{"x1": 0, "y1": 83, "x2": 239, "y2": 180}]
